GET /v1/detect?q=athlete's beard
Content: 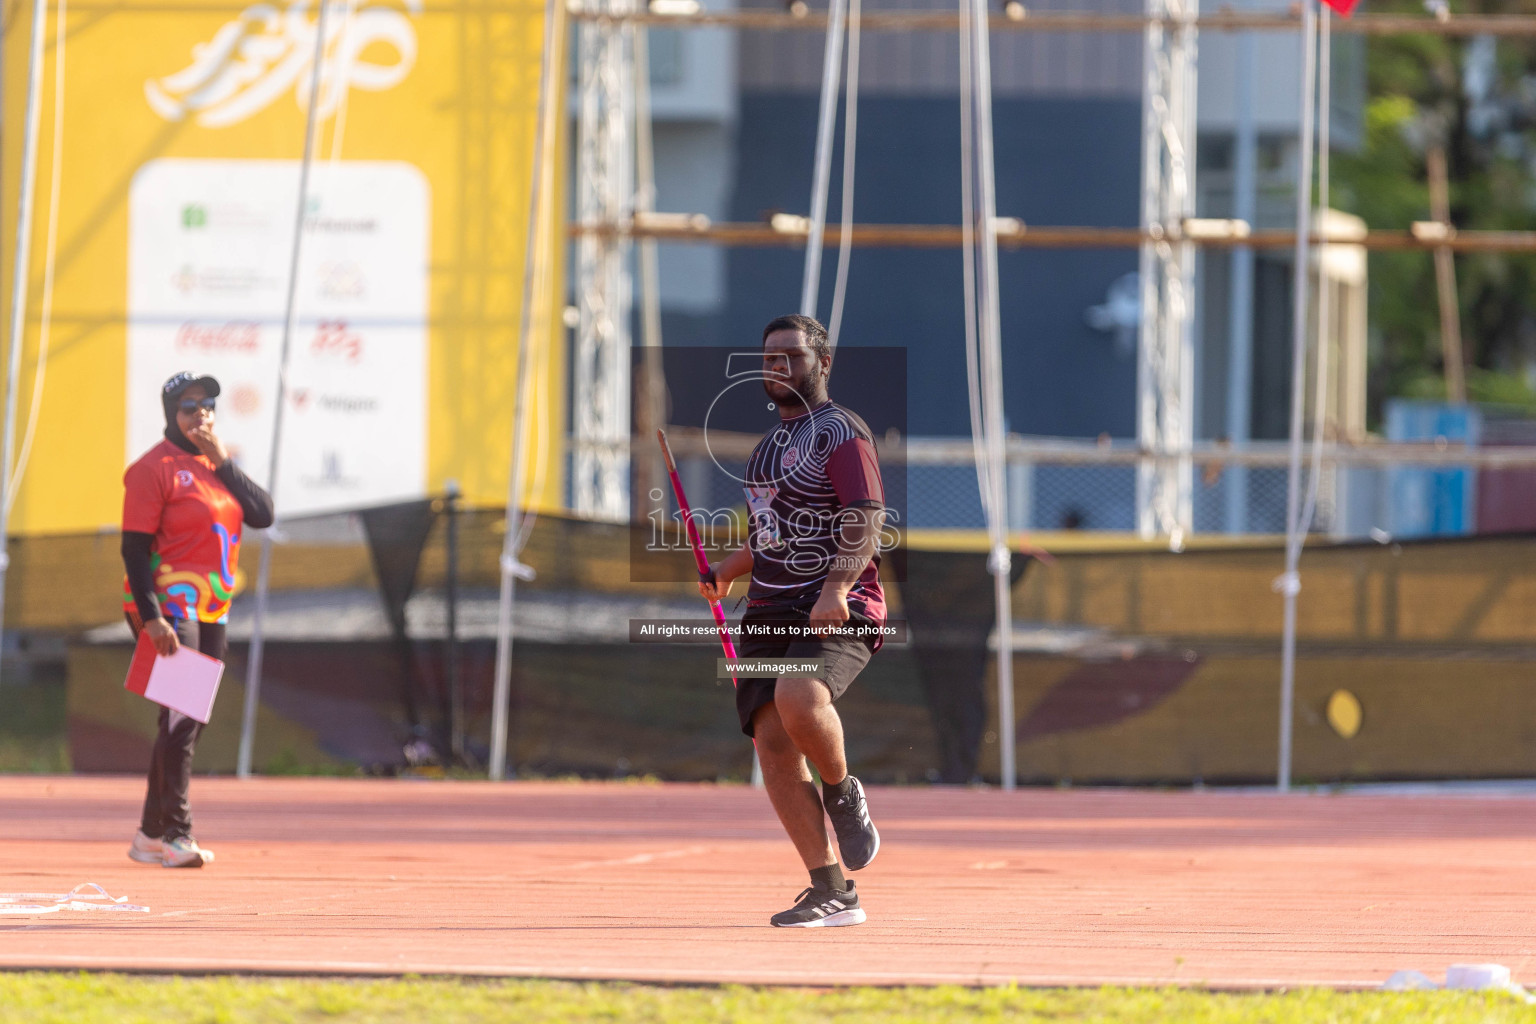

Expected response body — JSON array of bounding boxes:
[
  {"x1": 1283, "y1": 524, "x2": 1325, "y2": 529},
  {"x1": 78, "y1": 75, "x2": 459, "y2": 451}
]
[{"x1": 763, "y1": 366, "x2": 828, "y2": 413}]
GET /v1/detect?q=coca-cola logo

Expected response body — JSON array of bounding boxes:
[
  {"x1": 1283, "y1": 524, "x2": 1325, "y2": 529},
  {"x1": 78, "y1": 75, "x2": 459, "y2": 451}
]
[{"x1": 176, "y1": 321, "x2": 259, "y2": 354}]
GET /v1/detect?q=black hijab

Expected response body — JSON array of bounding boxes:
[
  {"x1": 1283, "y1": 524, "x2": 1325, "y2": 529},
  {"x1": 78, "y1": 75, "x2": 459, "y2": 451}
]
[{"x1": 162, "y1": 393, "x2": 201, "y2": 456}]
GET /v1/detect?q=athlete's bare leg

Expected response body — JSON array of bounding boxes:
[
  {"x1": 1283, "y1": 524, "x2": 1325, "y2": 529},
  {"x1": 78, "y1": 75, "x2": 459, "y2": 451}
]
[
  {"x1": 751, "y1": 700, "x2": 837, "y2": 871},
  {"x1": 772, "y1": 675, "x2": 848, "y2": 785}
]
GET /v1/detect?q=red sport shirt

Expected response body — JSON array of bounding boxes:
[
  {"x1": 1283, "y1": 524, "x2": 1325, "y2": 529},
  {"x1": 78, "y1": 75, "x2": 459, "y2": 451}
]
[
  {"x1": 742, "y1": 400, "x2": 887, "y2": 634},
  {"x1": 121, "y1": 439, "x2": 245, "y2": 624}
]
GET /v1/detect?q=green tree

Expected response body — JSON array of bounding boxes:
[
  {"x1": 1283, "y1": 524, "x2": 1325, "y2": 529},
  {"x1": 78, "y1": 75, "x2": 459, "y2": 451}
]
[{"x1": 1332, "y1": 0, "x2": 1536, "y2": 417}]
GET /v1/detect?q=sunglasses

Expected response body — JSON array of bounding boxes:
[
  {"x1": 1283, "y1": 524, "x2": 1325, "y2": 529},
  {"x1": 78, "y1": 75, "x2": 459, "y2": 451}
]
[{"x1": 178, "y1": 397, "x2": 216, "y2": 414}]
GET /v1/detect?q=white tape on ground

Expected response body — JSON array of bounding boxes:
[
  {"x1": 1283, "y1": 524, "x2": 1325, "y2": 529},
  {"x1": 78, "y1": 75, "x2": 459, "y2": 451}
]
[{"x1": 0, "y1": 882, "x2": 148, "y2": 916}]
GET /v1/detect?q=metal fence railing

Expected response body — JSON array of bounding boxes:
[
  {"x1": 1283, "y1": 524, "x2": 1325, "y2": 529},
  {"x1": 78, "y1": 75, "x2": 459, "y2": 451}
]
[{"x1": 646, "y1": 432, "x2": 1536, "y2": 540}]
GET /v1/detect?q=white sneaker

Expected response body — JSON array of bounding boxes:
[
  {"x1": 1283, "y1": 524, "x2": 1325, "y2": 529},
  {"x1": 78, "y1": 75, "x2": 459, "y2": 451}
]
[
  {"x1": 128, "y1": 830, "x2": 162, "y2": 864},
  {"x1": 161, "y1": 835, "x2": 214, "y2": 868}
]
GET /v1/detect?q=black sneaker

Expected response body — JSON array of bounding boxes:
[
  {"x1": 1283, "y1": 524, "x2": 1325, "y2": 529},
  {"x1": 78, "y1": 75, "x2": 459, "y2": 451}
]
[
  {"x1": 770, "y1": 881, "x2": 866, "y2": 928},
  {"x1": 823, "y1": 775, "x2": 880, "y2": 870}
]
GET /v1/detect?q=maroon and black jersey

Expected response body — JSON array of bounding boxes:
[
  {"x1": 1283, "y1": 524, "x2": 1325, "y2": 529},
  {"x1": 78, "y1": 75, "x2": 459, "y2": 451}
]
[{"x1": 743, "y1": 400, "x2": 887, "y2": 628}]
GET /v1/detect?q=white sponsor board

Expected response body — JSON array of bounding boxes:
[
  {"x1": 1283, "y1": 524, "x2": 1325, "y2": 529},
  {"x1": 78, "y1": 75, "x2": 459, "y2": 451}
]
[{"x1": 128, "y1": 158, "x2": 429, "y2": 516}]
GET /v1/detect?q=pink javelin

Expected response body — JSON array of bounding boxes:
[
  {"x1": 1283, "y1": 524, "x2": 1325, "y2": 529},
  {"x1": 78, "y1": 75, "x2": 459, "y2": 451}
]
[{"x1": 657, "y1": 430, "x2": 740, "y2": 673}]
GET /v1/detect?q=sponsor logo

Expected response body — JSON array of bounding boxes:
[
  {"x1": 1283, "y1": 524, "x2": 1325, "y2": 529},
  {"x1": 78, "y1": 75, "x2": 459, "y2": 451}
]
[
  {"x1": 310, "y1": 320, "x2": 363, "y2": 364},
  {"x1": 175, "y1": 470, "x2": 194, "y2": 487},
  {"x1": 300, "y1": 449, "x2": 361, "y2": 490},
  {"x1": 176, "y1": 321, "x2": 260, "y2": 355},
  {"x1": 171, "y1": 265, "x2": 278, "y2": 297},
  {"x1": 146, "y1": 0, "x2": 423, "y2": 129},
  {"x1": 178, "y1": 201, "x2": 269, "y2": 232},
  {"x1": 231, "y1": 385, "x2": 261, "y2": 416},
  {"x1": 318, "y1": 394, "x2": 379, "y2": 414},
  {"x1": 318, "y1": 261, "x2": 366, "y2": 300},
  {"x1": 288, "y1": 388, "x2": 379, "y2": 415},
  {"x1": 306, "y1": 215, "x2": 378, "y2": 235}
]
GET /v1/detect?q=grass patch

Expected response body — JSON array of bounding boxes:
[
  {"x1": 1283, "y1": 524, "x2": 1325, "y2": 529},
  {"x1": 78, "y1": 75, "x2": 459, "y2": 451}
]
[
  {"x1": 0, "y1": 973, "x2": 1530, "y2": 1024},
  {"x1": 258, "y1": 747, "x2": 364, "y2": 778},
  {"x1": 0, "y1": 734, "x2": 67, "y2": 773},
  {"x1": 0, "y1": 683, "x2": 68, "y2": 773}
]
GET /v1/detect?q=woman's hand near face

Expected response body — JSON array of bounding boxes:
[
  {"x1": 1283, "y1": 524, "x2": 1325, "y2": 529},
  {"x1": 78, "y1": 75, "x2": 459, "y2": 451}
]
[
  {"x1": 185, "y1": 425, "x2": 230, "y2": 468},
  {"x1": 144, "y1": 617, "x2": 180, "y2": 656}
]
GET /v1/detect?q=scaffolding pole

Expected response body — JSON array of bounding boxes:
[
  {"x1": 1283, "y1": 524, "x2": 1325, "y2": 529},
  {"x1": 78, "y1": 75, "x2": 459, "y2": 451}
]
[
  {"x1": 1136, "y1": 0, "x2": 1199, "y2": 548},
  {"x1": 572, "y1": 0, "x2": 635, "y2": 522},
  {"x1": 1224, "y1": 27, "x2": 1257, "y2": 535},
  {"x1": 570, "y1": 218, "x2": 1536, "y2": 252},
  {"x1": 567, "y1": 4, "x2": 1536, "y2": 35}
]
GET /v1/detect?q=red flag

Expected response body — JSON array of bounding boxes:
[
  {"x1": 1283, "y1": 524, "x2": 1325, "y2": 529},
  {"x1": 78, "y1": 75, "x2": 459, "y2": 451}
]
[{"x1": 1319, "y1": 0, "x2": 1360, "y2": 17}]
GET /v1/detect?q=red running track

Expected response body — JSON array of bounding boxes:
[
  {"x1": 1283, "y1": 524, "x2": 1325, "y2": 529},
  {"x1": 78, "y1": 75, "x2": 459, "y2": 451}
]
[{"x1": 1, "y1": 776, "x2": 1534, "y2": 988}]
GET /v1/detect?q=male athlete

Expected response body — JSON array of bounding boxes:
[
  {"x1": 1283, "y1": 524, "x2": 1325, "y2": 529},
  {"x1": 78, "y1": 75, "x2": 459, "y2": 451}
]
[{"x1": 700, "y1": 313, "x2": 886, "y2": 928}]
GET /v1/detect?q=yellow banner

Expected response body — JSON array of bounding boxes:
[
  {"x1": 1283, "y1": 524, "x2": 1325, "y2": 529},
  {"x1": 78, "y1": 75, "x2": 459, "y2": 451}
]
[{"x1": 1, "y1": 0, "x2": 564, "y2": 535}]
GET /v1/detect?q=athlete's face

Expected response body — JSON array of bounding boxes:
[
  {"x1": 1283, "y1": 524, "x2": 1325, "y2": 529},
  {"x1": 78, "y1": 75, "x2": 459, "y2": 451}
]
[
  {"x1": 175, "y1": 383, "x2": 216, "y2": 434},
  {"x1": 762, "y1": 329, "x2": 830, "y2": 408}
]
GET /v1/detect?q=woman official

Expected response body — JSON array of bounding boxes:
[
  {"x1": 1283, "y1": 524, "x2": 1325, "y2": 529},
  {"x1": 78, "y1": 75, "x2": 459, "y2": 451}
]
[{"x1": 121, "y1": 371, "x2": 273, "y2": 868}]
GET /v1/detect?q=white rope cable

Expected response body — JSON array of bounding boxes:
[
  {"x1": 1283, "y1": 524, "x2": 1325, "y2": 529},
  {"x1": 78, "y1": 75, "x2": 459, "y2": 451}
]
[
  {"x1": 511, "y1": 0, "x2": 572, "y2": 556},
  {"x1": 6, "y1": 0, "x2": 65, "y2": 514},
  {"x1": 1276, "y1": 0, "x2": 1318, "y2": 792},
  {"x1": 237, "y1": 0, "x2": 335, "y2": 778},
  {"x1": 490, "y1": 0, "x2": 564, "y2": 780},
  {"x1": 957, "y1": 0, "x2": 995, "y2": 527},
  {"x1": 825, "y1": 0, "x2": 860, "y2": 349},
  {"x1": 325, "y1": 0, "x2": 361, "y2": 168},
  {"x1": 800, "y1": 0, "x2": 849, "y2": 318},
  {"x1": 970, "y1": 0, "x2": 1008, "y2": 555},
  {"x1": 512, "y1": 308, "x2": 550, "y2": 553},
  {"x1": 959, "y1": 0, "x2": 1016, "y2": 790},
  {"x1": 1297, "y1": 5, "x2": 1331, "y2": 539},
  {"x1": 511, "y1": 216, "x2": 553, "y2": 555},
  {"x1": 0, "y1": 0, "x2": 52, "y2": 640}
]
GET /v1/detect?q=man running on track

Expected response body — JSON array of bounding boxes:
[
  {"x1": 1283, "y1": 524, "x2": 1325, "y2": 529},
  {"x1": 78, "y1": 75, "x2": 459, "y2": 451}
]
[{"x1": 700, "y1": 313, "x2": 887, "y2": 928}]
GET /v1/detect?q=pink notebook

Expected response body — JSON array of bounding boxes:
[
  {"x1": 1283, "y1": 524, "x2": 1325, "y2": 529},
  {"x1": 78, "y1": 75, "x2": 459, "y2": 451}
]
[{"x1": 123, "y1": 630, "x2": 225, "y2": 724}]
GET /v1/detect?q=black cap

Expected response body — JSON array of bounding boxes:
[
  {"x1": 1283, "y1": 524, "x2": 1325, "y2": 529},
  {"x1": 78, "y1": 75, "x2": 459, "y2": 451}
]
[{"x1": 162, "y1": 371, "x2": 221, "y2": 401}]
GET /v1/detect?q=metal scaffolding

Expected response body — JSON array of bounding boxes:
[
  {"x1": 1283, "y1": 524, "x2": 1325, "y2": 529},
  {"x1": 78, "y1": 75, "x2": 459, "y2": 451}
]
[
  {"x1": 1135, "y1": 0, "x2": 1198, "y2": 547},
  {"x1": 563, "y1": 1, "x2": 1536, "y2": 538},
  {"x1": 570, "y1": 0, "x2": 1206, "y2": 539},
  {"x1": 572, "y1": 0, "x2": 636, "y2": 521}
]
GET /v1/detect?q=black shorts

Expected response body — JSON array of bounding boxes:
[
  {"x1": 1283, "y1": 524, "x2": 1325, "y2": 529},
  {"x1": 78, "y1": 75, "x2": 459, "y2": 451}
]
[{"x1": 734, "y1": 608, "x2": 876, "y2": 737}]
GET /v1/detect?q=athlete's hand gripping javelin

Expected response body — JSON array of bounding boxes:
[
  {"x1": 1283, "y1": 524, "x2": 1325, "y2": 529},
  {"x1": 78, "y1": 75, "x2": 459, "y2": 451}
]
[
  {"x1": 699, "y1": 544, "x2": 753, "y2": 604},
  {"x1": 658, "y1": 430, "x2": 743, "y2": 669}
]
